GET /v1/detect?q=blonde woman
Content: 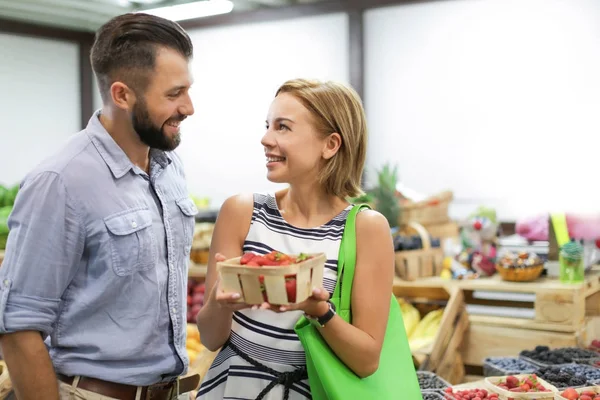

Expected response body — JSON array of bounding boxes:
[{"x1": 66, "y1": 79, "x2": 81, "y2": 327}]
[{"x1": 196, "y1": 79, "x2": 395, "y2": 400}]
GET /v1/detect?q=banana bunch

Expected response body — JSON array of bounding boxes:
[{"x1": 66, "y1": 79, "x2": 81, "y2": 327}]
[
  {"x1": 397, "y1": 298, "x2": 421, "y2": 338},
  {"x1": 408, "y1": 308, "x2": 444, "y2": 352}
]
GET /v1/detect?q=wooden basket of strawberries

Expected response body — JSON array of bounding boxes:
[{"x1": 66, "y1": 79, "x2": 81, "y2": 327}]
[
  {"x1": 484, "y1": 374, "x2": 558, "y2": 399},
  {"x1": 555, "y1": 386, "x2": 600, "y2": 400},
  {"x1": 217, "y1": 251, "x2": 326, "y2": 305}
]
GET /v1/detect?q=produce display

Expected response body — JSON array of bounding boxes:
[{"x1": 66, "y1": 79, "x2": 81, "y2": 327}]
[
  {"x1": 397, "y1": 298, "x2": 444, "y2": 352},
  {"x1": 533, "y1": 366, "x2": 589, "y2": 388},
  {"x1": 187, "y1": 279, "x2": 205, "y2": 323},
  {"x1": 190, "y1": 223, "x2": 214, "y2": 265},
  {"x1": 497, "y1": 251, "x2": 544, "y2": 269},
  {"x1": 559, "y1": 365, "x2": 600, "y2": 384},
  {"x1": 484, "y1": 357, "x2": 537, "y2": 376},
  {"x1": 0, "y1": 183, "x2": 19, "y2": 250},
  {"x1": 393, "y1": 234, "x2": 441, "y2": 251},
  {"x1": 490, "y1": 374, "x2": 553, "y2": 393},
  {"x1": 443, "y1": 387, "x2": 498, "y2": 399},
  {"x1": 186, "y1": 324, "x2": 204, "y2": 365},
  {"x1": 422, "y1": 392, "x2": 444, "y2": 400},
  {"x1": 558, "y1": 387, "x2": 600, "y2": 400},
  {"x1": 520, "y1": 346, "x2": 598, "y2": 365},
  {"x1": 417, "y1": 371, "x2": 450, "y2": 391}
]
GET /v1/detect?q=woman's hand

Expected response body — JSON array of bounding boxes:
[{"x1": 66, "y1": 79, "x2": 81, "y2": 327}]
[
  {"x1": 206, "y1": 253, "x2": 253, "y2": 312},
  {"x1": 261, "y1": 287, "x2": 331, "y2": 317}
]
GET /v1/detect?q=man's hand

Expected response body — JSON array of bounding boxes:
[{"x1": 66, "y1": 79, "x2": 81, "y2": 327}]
[{"x1": 0, "y1": 331, "x2": 59, "y2": 400}]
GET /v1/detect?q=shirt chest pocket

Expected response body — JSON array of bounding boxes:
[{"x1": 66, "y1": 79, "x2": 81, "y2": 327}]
[
  {"x1": 104, "y1": 208, "x2": 157, "y2": 276},
  {"x1": 175, "y1": 198, "x2": 198, "y2": 249}
]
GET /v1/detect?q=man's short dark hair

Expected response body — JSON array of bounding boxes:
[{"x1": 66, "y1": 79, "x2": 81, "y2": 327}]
[{"x1": 91, "y1": 13, "x2": 193, "y2": 104}]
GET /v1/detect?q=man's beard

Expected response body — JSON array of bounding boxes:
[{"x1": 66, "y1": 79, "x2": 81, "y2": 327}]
[{"x1": 131, "y1": 99, "x2": 184, "y2": 151}]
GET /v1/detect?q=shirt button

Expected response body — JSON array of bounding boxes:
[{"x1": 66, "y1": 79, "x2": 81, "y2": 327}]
[
  {"x1": 132, "y1": 221, "x2": 137, "y2": 228},
  {"x1": 172, "y1": 308, "x2": 177, "y2": 313}
]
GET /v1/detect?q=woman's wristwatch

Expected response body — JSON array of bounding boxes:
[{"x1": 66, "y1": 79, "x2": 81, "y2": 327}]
[{"x1": 306, "y1": 300, "x2": 336, "y2": 328}]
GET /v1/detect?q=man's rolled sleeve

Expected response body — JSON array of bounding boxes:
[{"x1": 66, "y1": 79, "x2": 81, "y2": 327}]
[{"x1": 0, "y1": 171, "x2": 85, "y2": 337}]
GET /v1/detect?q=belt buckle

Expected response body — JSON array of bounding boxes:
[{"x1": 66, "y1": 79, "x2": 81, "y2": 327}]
[{"x1": 146, "y1": 381, "x2": 178, "y2": 400}]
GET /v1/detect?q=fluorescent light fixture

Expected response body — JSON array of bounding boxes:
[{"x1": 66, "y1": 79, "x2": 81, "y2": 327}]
[{"x1": 141, "y1": 0, "x2": 234, "y2": 21}]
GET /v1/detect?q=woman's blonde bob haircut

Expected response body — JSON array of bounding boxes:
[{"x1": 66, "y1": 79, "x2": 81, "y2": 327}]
[{"x1": 275, "y1": 78, "x2": 368, "y2": 199}]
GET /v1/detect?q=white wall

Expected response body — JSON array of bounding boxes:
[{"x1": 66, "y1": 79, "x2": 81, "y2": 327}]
[
  {"x1": 0, "y1": 33, "x2": 80, "y2": 186},
  {"x1": 179, "y1": 13, "x2": 349, "y2": 208},
  {"x1": 364, "y1": 0, "x2": 600, "y2": 221}
]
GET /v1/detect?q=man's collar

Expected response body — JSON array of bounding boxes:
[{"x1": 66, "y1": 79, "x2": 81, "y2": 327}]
[{"x1": 85, "y1": 110, "x2": 172, "y2": 179}]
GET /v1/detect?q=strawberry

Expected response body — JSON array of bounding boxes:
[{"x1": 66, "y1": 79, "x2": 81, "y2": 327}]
[
  {"x1": 254, "y1": 256, "x2": 270, "y2": 266},
  {"x1": 561, "y1": 388, "x2": 579, "y2": 400},
  {"x1": 505, "y1": 376, "x2": 519, "y2": 389},
  {"x1": 285, "y1": 277, "x2": 296, "y2": 303},
  {"x1": 246, "y1": 261, "x2": 260, "y2": 267},
  {"x1": 240, "y1": 252, "x2": 256, "y2": 265}
]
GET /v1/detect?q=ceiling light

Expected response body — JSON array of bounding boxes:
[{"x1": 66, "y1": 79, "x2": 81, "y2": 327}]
[{"x1": 141, "y1": 0, "x2": 234, "y2": 21}]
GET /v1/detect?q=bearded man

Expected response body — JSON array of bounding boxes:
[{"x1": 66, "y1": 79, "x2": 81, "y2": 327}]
[{"x1": 0, "y1": 12, "x2": 200, "y2": 400}]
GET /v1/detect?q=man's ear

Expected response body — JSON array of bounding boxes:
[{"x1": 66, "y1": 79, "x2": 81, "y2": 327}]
[
  {"x1": 110, "y1": 81, "x2": 136, "y2": 111},
  {"x1": 323, "y1": 132, "x2": 342, "y2": 160}
]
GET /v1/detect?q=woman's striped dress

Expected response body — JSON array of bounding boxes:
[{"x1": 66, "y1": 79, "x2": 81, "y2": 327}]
[{"x1": 197, "y1": 193, "x2": 351, "y2": 400}]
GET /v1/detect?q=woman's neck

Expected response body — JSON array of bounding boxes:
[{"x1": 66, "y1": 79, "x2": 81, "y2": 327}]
[{"x1": 276, "y1": 185, "x2": 348, "y2": 229}]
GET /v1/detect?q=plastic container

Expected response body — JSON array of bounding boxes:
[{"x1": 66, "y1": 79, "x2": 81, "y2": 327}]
[
  {"x1": 422, "y1": 390, "x2": 445, "y2": 400},
  {"x1": 483, "y1": 357, "x2": 537, "y2": 377},
  {"x1": 417, "y1": 371, "x2": 451, "y2": 392},
  {"x1": 559, "y1": 239, "x2": 585, "y2": 283},
  {"x1": 485, "y1": 374, "x2": 558, "y2": 399},
  {"x1": 553, "y1": 385, "x2": 600, "y2": 400},
  {"x1": 560, "y1": 364, "x2": 600, "y2": 384}
]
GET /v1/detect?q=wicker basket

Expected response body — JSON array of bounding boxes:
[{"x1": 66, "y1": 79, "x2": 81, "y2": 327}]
[
  {"x1": 554, "y1": 386, "x2": 600, "y2": 400},
  {"x1": 399, "y1": 190, "x2": 453, "y2": 226},
  {"x1": 217, "y1": 253, "x2": 326, "y2": 305},
  {"x1": 395, "y1": 222, "x2": 444, "y2": 281},
  {"x1": 485, "y1": 374, "x2": 558, "y2": 399},
  {"x1": 495, "y1": 264, "x2": 544, "y2": 282}
]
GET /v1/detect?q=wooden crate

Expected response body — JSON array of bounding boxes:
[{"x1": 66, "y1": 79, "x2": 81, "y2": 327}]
[
  {"x1": 399, "y1": 190, "x2": 453, "y2": 226},
  {"x1": 394, "y1": 268, "x2": 600, "y2": 333},
  {"x1": 395, "y1": 222, "x2": 444, "y2": 281},
  {"x1": 394, "y1": 285, "x2": 469, "y2": 384},
  {"x1": 217, "y1": 253, "x2": 326, "y2": 305},
  {"x1": 394, "y1": 268, "x2": 600, "y2": 368}
]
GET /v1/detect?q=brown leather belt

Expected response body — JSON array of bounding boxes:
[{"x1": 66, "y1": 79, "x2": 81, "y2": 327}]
[{"x1": 57, "y1": 373, "x2": 200, "y2": 400}]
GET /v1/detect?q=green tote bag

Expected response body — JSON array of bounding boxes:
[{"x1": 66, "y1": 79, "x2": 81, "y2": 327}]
[{"x1": 294, "y1": 204, "x2": 423, "y2": 400}]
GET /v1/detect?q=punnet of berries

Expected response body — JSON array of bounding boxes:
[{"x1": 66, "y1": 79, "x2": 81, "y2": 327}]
[{"x1": 493, "y1": 374, "x2": 552, "y2": 393}]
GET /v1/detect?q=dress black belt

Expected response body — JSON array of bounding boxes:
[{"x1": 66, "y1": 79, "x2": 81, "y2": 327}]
[{"x1": 226, "y1": 339, "x2": 308, "y2": 400}]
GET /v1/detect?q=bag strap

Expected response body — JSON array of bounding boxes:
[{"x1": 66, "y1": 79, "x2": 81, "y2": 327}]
[{"x1": 332, "y1": 203, "x2": 371, "y2": 315}]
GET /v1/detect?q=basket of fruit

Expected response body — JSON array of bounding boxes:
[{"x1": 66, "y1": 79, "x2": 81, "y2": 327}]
[
  {"x1": 485, "y1": 374, "x2": 558, "y2": 399},
  {"x1": 483, "y1": 357, "x2": 538, "y2": 377},
  {"x1": 418, "y1": 371, "x2": 451, "y2": 392},
  {"x1": 496, "y1": 251, "x2": 545, "y2": 282},
  {"x1": 394, "y1": 221, "x2": 444, "y2": 281},
  {"x1": 399, "y1": 190, "x2": 453, "y2": 226},
  {"x1": 555, "y1": 386, "x2": 600, "y2": 400},
  {"x1": 520, "y1": 347, "x2": 599, "y2": 368},
  {"x1": 217, "y1": 251, "x2": 326, "y2": 305},
  {"x1": 422, "y1": 391, "x2": 445, "y2": 400}
]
